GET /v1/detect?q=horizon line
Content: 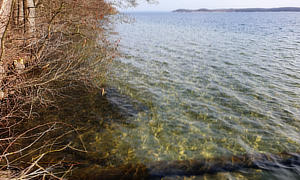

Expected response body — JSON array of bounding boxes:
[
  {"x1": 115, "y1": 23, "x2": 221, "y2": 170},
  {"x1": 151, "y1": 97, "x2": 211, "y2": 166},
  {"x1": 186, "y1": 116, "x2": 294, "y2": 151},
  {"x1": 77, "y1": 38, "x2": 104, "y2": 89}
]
[{"x1": 122, "y1": 6, "x2": 300, "y2": 12}]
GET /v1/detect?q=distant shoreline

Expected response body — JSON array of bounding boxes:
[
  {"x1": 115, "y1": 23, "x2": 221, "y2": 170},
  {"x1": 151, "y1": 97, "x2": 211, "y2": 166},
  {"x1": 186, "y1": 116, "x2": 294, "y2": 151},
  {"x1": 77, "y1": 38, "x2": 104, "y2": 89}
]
[{"x1": 173, "y1": 7, "x2": 300, "y2": 13}]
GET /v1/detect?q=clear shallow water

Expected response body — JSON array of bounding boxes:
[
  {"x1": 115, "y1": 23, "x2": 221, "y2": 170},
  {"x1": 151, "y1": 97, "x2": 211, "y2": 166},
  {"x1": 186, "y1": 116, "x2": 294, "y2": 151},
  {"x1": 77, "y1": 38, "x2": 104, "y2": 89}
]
[{"x1": 104, "y1": 12, "x2": 300, "y2": 178}]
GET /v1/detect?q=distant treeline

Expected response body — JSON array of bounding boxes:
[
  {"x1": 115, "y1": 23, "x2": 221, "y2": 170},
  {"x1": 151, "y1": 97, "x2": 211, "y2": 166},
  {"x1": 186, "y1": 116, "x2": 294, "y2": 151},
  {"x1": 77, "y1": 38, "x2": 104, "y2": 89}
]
[{"x1": 173, "y1": 7, "x2": 300, "y2": 13}]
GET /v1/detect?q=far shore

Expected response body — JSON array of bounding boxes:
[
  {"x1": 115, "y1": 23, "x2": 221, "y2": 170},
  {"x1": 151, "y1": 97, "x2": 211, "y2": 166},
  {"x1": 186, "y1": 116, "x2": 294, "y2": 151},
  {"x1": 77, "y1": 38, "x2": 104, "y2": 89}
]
[{"x1": 173, "y1": 7, "x2": 300, "y2": 13}]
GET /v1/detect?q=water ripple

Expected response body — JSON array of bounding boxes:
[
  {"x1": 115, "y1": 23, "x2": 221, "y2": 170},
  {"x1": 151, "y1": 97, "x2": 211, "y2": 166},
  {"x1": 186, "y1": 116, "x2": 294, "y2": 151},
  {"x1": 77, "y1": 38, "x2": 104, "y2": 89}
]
[{"x1": 108, "y1": 12, "x2": 300, "y2": 178}]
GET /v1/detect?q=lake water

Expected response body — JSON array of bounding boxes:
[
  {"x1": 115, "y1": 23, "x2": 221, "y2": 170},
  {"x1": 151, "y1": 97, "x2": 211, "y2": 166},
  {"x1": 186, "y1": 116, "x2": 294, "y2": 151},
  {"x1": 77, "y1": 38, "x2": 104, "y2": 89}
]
[{"x1": 104, "y1": 12, "x2": 300, "y2": 179}]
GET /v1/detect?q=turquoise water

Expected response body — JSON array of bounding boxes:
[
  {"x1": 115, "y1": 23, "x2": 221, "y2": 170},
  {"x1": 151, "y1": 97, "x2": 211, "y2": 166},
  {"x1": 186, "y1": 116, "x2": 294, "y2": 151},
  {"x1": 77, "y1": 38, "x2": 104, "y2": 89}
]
[{"x1": 102, "y1": 12, "x2": 300, "y2": 179}]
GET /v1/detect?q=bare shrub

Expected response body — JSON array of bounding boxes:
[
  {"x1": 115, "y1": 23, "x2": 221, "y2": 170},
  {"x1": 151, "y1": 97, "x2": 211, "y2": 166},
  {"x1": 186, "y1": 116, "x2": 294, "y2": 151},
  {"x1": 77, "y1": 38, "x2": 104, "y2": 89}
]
[{"x1": 0, "y1": 0, "x2": 126, "y2": 178}]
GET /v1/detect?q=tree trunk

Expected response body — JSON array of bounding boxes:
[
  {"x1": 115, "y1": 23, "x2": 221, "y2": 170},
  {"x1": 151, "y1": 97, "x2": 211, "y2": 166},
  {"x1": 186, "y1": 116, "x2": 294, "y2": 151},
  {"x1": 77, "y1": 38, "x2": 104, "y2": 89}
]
[
  {"x1": 22, "y1": 0, "x2": 26, "y2": 32},
  {"x1": 26, "y1": 0, "x2": 35, "y2": 34},
  {"x1": 0, "y1": 0, "x2": 13, "y2": 61},
  {"x1": 11, "y1": 0, "x2": 17, "y2": 26},
  {"x1": 18, "y1": 0, "x2": 24, "y2": 29}
]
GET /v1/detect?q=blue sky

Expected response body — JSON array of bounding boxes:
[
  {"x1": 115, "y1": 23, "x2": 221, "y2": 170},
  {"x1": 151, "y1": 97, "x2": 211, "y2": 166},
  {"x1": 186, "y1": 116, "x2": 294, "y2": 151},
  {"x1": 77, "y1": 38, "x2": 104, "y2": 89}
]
[{"x1": 125, "y1": 0, "x2": 300, "y2": 12}]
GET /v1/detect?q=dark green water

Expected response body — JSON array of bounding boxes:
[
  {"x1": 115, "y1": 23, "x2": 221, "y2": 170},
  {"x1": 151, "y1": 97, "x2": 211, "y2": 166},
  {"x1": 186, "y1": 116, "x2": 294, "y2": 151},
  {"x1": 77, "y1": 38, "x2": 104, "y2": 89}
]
[{"x1": 69, "y1": 12, "x2": 300, "y2": 179}]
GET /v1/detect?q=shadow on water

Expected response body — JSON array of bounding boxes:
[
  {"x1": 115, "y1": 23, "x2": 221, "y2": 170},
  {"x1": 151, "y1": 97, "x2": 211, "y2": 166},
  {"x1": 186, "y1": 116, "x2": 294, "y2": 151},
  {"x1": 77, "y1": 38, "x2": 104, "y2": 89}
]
[
  {"x1": 51, "y1": 87, "x2": 147, "y2": 127},
  {"x1": 34, "y1": 87, "x2": 147, "y2": 167},
  {"x1": 69, "y1": 151, "x2": 300, "y2": 180},
  {"x1": 34, "y1": 87, "x2": 300, "y2": 179}
]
